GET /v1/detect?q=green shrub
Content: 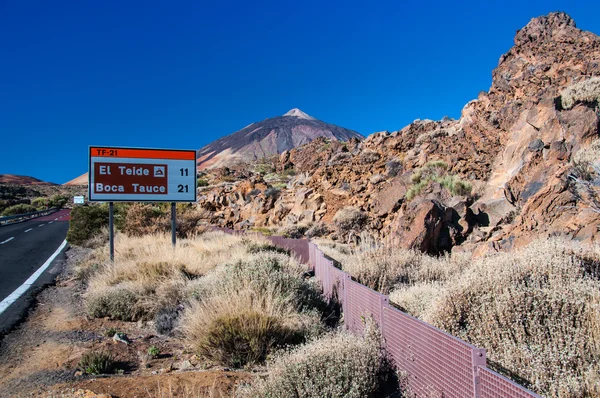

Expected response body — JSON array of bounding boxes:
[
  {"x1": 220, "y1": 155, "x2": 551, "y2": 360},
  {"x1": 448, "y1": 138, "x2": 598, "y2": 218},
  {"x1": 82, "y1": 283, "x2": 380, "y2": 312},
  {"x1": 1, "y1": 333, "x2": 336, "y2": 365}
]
[
  {"x1": 147, "y1": 346, "x2": 160, "y2": 358},
  {"x1": 67, "y1": 205, "x2": 109, "y2": 246},
  {"x1": 79, "y1": 350, "x2": 115, "y2": 375},
  {"x1": 31, "y1": 197, "x2": 48, "y2": 210},
  {"x1": 406, "y1": 160, "x2": 471, "y2": 200},
  {"x1": 104, "y1": 327, "x2": 117, "y2": 337},
  {"x1": 48, "y1": 194, "x2": 68, "y2": 208},
  {"x1": 197, "y1": 178, "x2": 209, "y2": 187},
  {"x1": 1, "y1": 203, "x2": 37, "y2": 216}
]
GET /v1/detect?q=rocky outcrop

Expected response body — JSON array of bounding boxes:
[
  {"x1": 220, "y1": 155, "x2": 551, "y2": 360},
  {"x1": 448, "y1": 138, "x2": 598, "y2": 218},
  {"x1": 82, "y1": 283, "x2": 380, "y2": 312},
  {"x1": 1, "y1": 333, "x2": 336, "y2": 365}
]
[{"x1": 196, "y1": 12, "x2": 600, "y2": 255}]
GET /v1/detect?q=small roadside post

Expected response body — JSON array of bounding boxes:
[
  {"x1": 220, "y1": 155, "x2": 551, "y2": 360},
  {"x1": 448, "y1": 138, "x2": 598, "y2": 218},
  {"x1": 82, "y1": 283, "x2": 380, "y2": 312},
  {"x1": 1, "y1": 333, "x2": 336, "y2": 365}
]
[
  {"x1": 88, "y1": 146, "x2": 197, "y2": 261},
  {"x1": 109, "y1": 202, "x2": 115, "y2": 261},
  {"x1": 171, "y1": 202, "x2": 176, "y2": 247}
]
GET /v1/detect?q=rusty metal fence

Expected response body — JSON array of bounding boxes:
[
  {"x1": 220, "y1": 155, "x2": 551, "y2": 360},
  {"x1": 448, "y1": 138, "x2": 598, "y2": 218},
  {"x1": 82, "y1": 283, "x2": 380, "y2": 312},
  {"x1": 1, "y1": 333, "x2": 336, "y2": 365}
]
[{"x1": 216, "y1": 228, "x2": 541, "y2": 397}]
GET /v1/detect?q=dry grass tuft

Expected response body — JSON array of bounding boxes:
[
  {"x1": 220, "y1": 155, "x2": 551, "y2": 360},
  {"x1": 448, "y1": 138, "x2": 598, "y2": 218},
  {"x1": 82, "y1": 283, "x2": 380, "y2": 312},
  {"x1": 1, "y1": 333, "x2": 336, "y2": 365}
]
[{"x1": 181, "y1": 286, "x2": 305, "y2": 368}]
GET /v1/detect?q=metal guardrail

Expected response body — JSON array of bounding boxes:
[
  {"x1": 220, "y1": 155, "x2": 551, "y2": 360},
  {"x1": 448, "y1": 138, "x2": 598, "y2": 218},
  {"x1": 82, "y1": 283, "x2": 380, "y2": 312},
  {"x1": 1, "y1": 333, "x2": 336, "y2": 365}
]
[{"x1": 0, "y1": 208, "x2": 59, "y2": 226}]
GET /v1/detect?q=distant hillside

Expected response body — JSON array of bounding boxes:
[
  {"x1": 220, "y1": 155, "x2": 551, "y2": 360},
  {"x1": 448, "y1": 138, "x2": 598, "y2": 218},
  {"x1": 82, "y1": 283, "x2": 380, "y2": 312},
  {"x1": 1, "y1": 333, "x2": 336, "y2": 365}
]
[
  {"x1": 63, "y1": 174, "x2": 88, "y2": 186},
  {"x1": 0, "y1": 174, "x2": 56, "y2": 185},
  {"x1": 196, "y1": 108, "x2": 363, "y2": 169}
]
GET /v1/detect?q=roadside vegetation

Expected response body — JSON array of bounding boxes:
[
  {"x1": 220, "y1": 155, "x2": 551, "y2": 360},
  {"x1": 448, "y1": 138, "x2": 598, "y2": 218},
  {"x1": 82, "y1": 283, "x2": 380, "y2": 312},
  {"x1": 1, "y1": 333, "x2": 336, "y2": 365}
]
[
  {"x1": 72, "y1": 225, "x2": 396, "y2": 396},
  {"x1": 315, "y1": 237, "x2": 600, "y2": 397},
  {"x1": 67, "y1": 202, "x2": 205, "y2": 246}
]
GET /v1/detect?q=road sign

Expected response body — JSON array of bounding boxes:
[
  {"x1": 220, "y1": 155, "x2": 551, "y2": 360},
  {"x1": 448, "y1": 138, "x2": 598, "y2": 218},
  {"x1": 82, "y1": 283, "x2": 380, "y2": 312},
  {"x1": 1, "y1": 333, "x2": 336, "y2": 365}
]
[
  {"x1": 74, "y1": 196, "x2": 85, "y2": 204},
  {"x1": 88, "y1": 146, "x2": 197, "y2": 202}
]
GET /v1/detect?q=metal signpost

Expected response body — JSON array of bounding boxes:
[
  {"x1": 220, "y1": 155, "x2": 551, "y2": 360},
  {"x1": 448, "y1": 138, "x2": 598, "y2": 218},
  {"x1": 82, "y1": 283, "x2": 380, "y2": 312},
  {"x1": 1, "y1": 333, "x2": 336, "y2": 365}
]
[{"x1": 88, "y1": 146, "x2": 197, "y2": 261}]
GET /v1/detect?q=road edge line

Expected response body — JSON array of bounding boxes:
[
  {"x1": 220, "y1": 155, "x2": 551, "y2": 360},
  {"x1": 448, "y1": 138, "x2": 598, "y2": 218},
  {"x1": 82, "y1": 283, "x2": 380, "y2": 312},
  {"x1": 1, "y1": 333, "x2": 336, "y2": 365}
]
[{"x1": 0, "y1": 239, "x2": 68, "y2": 316}]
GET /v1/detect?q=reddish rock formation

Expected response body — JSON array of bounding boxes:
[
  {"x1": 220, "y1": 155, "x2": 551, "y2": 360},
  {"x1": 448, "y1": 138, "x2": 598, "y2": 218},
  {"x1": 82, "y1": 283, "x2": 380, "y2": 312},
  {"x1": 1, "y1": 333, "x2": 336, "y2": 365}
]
[{"x1": 194, "y1": 12, "x2": 600, "y2": 254}]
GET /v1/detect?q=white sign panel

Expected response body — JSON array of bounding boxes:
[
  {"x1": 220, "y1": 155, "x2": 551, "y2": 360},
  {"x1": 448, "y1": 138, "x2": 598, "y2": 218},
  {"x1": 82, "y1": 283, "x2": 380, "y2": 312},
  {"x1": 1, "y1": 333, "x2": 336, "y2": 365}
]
[
  {"x1": 74, "y1": 196, "x2": 85, "y2": 204},
  {"x1": 88, "y1": 146, "x2": 197, "y2": 202}
]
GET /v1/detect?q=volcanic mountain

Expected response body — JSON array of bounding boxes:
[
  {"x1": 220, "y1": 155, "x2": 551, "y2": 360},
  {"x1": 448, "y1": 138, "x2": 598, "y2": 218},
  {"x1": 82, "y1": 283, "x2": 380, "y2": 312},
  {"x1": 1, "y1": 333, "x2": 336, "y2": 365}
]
[{"x1": 196, "y1": 108, "x2": 363, "y2": 169}]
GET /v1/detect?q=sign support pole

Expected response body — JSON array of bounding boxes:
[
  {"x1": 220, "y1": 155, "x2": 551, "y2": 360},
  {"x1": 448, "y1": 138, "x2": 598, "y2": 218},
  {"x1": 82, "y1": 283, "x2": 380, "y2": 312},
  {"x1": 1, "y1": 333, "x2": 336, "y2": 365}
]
[
  {"x1": 109, "y1": 202, "x2": 115, "y2": 262},
  {"x1": 171, "y1": 202, "x2": 176, "y2": 247}
]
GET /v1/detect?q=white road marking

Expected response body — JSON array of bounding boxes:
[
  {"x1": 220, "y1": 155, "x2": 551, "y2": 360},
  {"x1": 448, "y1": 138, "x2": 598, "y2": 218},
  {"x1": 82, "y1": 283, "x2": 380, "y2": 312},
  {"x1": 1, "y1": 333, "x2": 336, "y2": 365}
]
[
  {"x1": 1, "y1": 237, "x2": 14, "y2": 244},
  {"x1": 25, "y1": 228, "x2": 33, "y2": 233},
  {"x1": 49, "y1": 221, "x2": 53, "y2": 224},
  {"x1": 0, "y1": 240, "x2": 68, "y2": 316},
  {"x1": 54, "y1": 218, "x2": 58, "y2": 221},
  {"x1": 38, "y1": 224, "x2": 44, "y2": 227}
]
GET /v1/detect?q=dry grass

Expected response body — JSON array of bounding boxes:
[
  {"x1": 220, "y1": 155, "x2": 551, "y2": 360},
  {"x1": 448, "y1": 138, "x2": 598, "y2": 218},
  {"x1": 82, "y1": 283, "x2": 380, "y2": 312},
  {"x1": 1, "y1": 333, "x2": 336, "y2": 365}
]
[
  {"x1": 238, "y1": 319, "x2": 391, "y2": 398},
  {"x1": 82, "y1": 231, "x2": 267, "y2": 321}
]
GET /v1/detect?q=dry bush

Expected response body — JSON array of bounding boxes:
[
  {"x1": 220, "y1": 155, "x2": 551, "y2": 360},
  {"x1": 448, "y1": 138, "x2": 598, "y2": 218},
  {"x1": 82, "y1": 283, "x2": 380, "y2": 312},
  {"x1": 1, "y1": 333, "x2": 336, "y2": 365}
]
[
  {"x1": 238, "y1": 320, "x2": 391, "y2": 398},
  {"x1": 427, "y1": 239, "x2": 600, "y2": 397},
  {"x1": 333, "y1": 207, "x2": 368, "y2": 239},
  {"x1": 328, "y1": 151, "x2": 352, "y2": 166},
  {"x1": 560, "y1": 76, "x2": 600, "y2": 109},
  {"x1": 278, "y1": 224, "x2": 308, "y2": 239},
  {"x1": 186, "y1": 251, "x2": 325, "y2": 315},
  {"x1": 123, "y1": 203, "x2": 203, "y2": 238},
  {"x1": 342, "y1": 246, "x2": 470, "y2": 295},
  {"x1": 389, "y1": 281, "x2": 445, "y2": 321},
  {"x1": 305, "y1": 223, "x2": 329, "y2": 238},
  {"x1": 360, "y1": 149, "x2": 381, "y2": 164},
  {"x1": 574, "y1": 138, "x2": 600, "y2": 166},
  {"x1": 414, "y1": 128, "x2": 449, "y2": 145},
  {"x1": 385, "y1": 157, "x2": 403, "y2": 177}
]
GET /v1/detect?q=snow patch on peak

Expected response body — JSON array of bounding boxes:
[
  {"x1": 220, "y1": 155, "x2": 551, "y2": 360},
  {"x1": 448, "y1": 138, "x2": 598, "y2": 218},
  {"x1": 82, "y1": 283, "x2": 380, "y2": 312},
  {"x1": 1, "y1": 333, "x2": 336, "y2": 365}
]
[{"x1": 283, "y1": 108, "x2": 316, "y2": 120}]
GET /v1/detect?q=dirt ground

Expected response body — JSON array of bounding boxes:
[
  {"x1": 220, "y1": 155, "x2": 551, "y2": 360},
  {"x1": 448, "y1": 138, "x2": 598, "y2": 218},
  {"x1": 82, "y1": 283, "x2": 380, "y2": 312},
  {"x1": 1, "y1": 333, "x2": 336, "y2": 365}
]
[{"x1": 0, "y1": 246, "x2": 251, "y2": 398}]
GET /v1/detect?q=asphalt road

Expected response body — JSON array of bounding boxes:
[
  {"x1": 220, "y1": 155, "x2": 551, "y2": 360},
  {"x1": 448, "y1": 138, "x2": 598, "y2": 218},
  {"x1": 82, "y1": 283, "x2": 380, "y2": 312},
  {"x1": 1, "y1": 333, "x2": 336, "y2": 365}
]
[{"x1": 0, "y1": 209, "x2": 70, "y2": 335}]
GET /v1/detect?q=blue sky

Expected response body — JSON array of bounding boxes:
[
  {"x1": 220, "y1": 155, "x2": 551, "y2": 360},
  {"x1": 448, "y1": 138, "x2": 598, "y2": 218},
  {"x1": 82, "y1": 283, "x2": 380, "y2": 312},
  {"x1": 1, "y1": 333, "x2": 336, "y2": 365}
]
[{"x1": 1, "y1": 1, "x2": 599, "y2": 184}]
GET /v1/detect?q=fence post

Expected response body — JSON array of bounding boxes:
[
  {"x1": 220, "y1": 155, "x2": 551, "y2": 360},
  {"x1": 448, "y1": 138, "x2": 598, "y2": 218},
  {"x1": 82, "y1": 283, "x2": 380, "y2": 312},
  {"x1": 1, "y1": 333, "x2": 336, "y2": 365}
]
[
  {"x1": 472, "y1": 348, "x2": 486, "y2": 398},
  {"x1": 380, "y1": 295, "x2": 389, "y2": 337},
  {"x1": 344, "y1": 273, "x2": 351, "y2": 330}
]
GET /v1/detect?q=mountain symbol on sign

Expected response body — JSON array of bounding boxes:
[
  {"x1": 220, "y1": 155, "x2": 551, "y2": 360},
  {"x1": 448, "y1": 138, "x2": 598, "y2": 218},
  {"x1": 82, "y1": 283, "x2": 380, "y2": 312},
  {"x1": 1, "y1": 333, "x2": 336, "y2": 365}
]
[{"x1": 154, "y1": 166, "x2": 166, "y2": 177}]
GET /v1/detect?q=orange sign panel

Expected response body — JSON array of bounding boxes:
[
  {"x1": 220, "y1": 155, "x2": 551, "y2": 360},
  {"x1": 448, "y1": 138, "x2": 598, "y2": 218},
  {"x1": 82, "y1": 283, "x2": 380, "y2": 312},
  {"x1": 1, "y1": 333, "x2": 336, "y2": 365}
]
[{"x1": 88, "y1": 146, "x2": 197, "y2": 202}]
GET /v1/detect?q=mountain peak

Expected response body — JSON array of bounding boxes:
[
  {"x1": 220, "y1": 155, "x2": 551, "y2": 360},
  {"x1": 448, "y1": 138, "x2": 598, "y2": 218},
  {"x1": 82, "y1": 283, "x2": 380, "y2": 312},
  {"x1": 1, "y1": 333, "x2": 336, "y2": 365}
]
[{"x1": 283, "y1": 108, "x2": 316, "y2": 120}]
